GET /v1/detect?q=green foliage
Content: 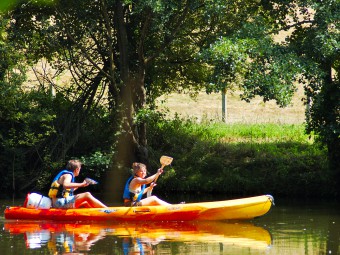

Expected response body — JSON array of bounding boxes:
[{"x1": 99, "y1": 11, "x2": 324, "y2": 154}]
[
  {"x1": 1, "y1": 20, "x2": 114, "y2": 196},
  {"x1": 200, "y1": 0, "x2": 339, "y2": 176},
  {"x1": 1, "y1": 0, "x2": 338, "y2": 198},
  {"x1": 147, "y1": 116, "x2": 332, "y2": 198},
  {"x1": 202, "y1": 18, "x2": 304, "y2": 107},
  {"x1": 0, "y1": 79, "x2": 114, "y2": 196},
  {"x1": 0, "y1": 85, "x2": 57, "y2": 195},
  {"x1": 0, "y1": 0, "x2": 54, "y2": 12},
  {"x1": 1, "y1": 17, "x2": 54, "y2": 195},
  {"x1": 80, "y1": 151, "x2": 112, "y2": 179},
  {"x1": 284, "y1": 0, "x2": 340, "y2": 176},
  {"x1": 201, "y1": 38, "x2": 249, "y2": 93}
]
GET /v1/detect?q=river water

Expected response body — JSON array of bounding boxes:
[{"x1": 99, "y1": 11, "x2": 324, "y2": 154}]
[{"x1": 0, "y1": 196, "x2": 339, "y2": 255}]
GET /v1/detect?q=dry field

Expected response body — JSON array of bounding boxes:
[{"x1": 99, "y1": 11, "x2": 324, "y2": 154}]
[
  {"x1": 156, "y1": 86, "x2": 306, "y2": 124},
  {"x1": 156, "y1": 30, "x2": 306, "y2": 125},
  {"x1": 28, "y1": 63, "x2": 306, "y2": 125}
]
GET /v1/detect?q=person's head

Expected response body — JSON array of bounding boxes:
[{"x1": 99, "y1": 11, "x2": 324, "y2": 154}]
[
  {"x1": 132, "y1": 162, "x2": 147, "y2": 177},
  {"x1": 66, "y1": 159, "x2": 82, "y2": 176}
]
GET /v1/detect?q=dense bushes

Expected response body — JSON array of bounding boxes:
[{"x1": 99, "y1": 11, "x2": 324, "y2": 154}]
[
  {"x1": 0, "y1": 91, "x2": 332, "y2": 199},
  {"x1": 146, "y1": 114, "x2": 333, "y2": 199},
  {"x1": 0, "y1": 82, "x2": 114, "y2": 197}
]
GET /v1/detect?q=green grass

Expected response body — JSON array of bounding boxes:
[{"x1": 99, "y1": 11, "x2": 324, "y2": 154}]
[
  {"x1": 147, "y1": 116, "x2": 332, "y2": 198},
  {"x1": 191, "y1": 122, "x2": 311, "y2": 143}
]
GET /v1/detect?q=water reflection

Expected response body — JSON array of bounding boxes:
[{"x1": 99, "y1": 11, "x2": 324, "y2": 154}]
[{"x1": 4, "y1": 220, "x2": 272, "y2": 254}]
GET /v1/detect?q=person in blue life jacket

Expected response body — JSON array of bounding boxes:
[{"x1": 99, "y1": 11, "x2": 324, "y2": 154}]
[
  {"x1": 123, "y1": 162, "x2": 171, "y2": 206},
  {"x1": 48, "y1": 159, "x2": 107, "y2": 208}
]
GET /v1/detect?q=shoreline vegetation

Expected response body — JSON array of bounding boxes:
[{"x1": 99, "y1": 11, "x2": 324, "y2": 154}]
[
  {"x1": 148, "y1": 118, "x2": 332, "y2": 199},
  {"x1": 1, "y1": 1, "x2": 338, "y2": 203},
  {"x1": 146, "y1": 90, "x2": 335, "y2": 199},
  {"x1": 1, "y1": 87, "x2": 334, "y2": 199}
]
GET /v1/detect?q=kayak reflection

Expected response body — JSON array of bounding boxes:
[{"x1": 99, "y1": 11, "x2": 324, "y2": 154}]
[{"x1": 4, "y1": 220, "x2": 272, "y2": 254}]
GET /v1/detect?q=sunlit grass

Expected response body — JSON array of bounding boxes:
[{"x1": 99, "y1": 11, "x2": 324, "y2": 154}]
[
  {"x1": 148, "y1": 116, "x2": 331, "y2": 198},
  {"x1": 195, "y1": 122, "x2": 311, "y2": 144}
]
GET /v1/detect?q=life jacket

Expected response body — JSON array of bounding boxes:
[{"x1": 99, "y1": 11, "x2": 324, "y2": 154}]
[
  {"x1": 123, "y1": 176, "x2": 145, "y2": 203},
  {"x1": 48, "y1": 170, "x2": 75, "y2": 199}
]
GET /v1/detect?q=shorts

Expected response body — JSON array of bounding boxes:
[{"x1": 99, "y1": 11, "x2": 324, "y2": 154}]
[
  {"x1": 124, "y1": 199, "x2": 142, "y2": 207},
  {"x1": 53, "y1": 196, "x2": 76, "y2": 209}
]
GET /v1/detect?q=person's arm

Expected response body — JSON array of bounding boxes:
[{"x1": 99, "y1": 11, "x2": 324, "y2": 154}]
[
  {"x1": 135, "y1": 169, "x2": 163, "y2": 185},
  {"x1": 144, "y1": 182, "x2": 156, "y2": 194},
  {"x1": 60, "y1": 174, "x2": 89, "y2": 189}
]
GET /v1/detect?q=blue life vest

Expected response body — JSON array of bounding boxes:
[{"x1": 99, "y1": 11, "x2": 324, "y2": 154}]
[
  {"x1": 123, "y1": 176, "x2": 145, "y2": 202},
  {"x1": 123, "y1": 238, "x2": 144, "y2": 255},
  {"x1": 48, "y1": 170, "x2": 75, "y2": 198}
]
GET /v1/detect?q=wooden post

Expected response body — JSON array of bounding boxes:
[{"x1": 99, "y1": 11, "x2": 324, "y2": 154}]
[
  {"x1": 50, "y1": 83, "x2": 56, "y2": 98},
  {"x1": 222, "y1": 88, "x2": 227, "y2": 122}
]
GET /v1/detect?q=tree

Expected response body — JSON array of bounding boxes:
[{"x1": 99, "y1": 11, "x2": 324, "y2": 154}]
[
  {"x1": 5, "y1": 0, "x2": 262, "y2": 164},
  {"x1": 2, "y1": 0, "x2": 339, "y2": 197},
  {"x1": 265, "y1": 0, "x2": 340, "y2": 187},
  {"x1": 1, "y1": 13, "x2": 114, "y2": 195},
  {"x1": 0, "y1": 15, "x2": 58, "y2": 195},
  {"x1": 3, "y1": 0, "x2": 265, "y2": 199},
  {"x1": 202, "y1": 0, "x2": 339, "y2": 188}
]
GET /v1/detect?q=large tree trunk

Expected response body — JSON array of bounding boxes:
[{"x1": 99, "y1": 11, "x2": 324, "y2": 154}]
[
  {"x1": 104, "y1": 0, "x2": 131, "y2": 202},
  {"x1": 133, "y1": 67, "x2": 148, "y2": 164},
  {"x1": 328, "y1": 139, "x2": 340, "y2": 186},
  {"x1": 104, "y1": 74, "x2": 148, "y2": 203},
  {"x1": 322, "y1": 63, "x2": 340, "y2": 193},
  {"x1": 325, "y1": 80, "x2": 340, "y2": 192},
  {"x1": 104, "y1": 0, "x2": 149, "y2": 203},
  {"x1": 104, "y1": 77, "x2": 136, "y2": 202}
]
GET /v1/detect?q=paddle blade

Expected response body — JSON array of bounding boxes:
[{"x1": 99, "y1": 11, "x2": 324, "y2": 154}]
[
  {"x1": 147, "y1": 156, "x2": 173, "y2": 198},
  {"x1": 160, "y1": 156, "x2": 173, "y2": 167},
  {"x1": 85, "y1": 178, "x2": 98, "y2": 185}
]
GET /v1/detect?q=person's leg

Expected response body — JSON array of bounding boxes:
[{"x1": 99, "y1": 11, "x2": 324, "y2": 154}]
[
  {"x1": 140, "y1": 196, "x2": 170, "y2": 206},
  {"x1": 77, "y1": 201, "x2": 91, "y2": 208},
  {"x1": 75, "y1": 192, "x2": 107, "y2": 208}
]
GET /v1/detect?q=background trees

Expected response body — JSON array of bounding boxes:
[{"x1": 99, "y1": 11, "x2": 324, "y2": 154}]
[
  {"x1": 268, "y1": 0, "x2": 339, "y2": 185},
  {"x1": 0, "y1": 0, "x2": 338, "y2": 197},
  {"x1": 4, "y1": 0, "x2": 265, "y2": 163},
  {"x1": 203, "y1": 0, "x2": 339, "y2": 186}
]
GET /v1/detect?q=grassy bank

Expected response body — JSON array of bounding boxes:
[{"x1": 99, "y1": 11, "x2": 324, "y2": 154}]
[{"x1": 147, "y1": 116, "x2": 333, "y2": 198}]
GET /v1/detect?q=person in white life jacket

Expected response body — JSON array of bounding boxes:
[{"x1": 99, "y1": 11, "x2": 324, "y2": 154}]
[
  {"x1": 48, "y1": 159, "x2": 107, "y2": 208},
  {"x1": 123, "y1": 162, "x2": 171, "y2": 206}
]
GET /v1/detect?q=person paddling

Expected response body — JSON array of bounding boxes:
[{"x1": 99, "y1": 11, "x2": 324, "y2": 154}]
[
  {"x1": 48, "y1": 159, "x2": 107, "y2": 208},
  {"x1": 123, "y1": 162, "x2": 170, "y2": 206}
]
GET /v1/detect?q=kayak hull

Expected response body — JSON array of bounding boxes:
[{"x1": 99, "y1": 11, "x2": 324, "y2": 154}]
[{"x1": 4, "y1": 195, "x2": 274, "y2": 221}]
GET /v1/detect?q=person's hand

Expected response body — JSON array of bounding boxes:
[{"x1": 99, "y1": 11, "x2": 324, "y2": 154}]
[
  {"x1": 149, "y1": 182, "x2": 157, "y2": 189},
  {"x1": 81, "y1": 180, "x2": 89, "y2": 187},
  {"x1": 157, "y1": 168, "x2": 164, "y2": 175}
]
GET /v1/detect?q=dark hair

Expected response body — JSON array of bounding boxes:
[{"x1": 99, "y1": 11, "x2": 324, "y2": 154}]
[{"x1": 66, "y1": 159, "x2": 82, "y2": 171}]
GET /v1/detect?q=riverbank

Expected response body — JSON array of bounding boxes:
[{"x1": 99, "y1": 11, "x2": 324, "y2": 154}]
[{"x1": 147, "y1": 116, "x2": 335, "y2": 198}]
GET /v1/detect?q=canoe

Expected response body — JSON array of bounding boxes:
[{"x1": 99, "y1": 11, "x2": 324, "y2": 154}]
[
  {"x1": 4, "y1": 194, "x2": 274, "y2": 221},
  {"x1": 4, "y1": 221, "x2": 272, "y2": 251}
]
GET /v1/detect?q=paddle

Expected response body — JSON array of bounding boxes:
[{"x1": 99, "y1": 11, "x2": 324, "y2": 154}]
[
  {"x1": 147, "y1": 155, "x2": 173, "y2": 197},
  {"x1": 85, "y1": 177, "x2": 98, "y2": 185}
]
